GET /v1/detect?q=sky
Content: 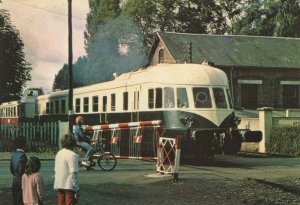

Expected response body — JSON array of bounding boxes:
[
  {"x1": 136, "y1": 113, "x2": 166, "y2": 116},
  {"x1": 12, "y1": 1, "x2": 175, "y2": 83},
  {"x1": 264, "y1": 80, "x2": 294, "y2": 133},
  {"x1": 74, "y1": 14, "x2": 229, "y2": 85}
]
[{"x1": 1, "y1": 0, "x2": 89, "y2": 93}]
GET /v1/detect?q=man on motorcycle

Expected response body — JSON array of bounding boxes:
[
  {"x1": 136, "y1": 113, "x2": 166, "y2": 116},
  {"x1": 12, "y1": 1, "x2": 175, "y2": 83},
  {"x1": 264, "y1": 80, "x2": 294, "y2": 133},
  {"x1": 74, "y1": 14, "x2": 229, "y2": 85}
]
[{"x1": 73, "y1": 116, "x2": 97, "y2": 167}]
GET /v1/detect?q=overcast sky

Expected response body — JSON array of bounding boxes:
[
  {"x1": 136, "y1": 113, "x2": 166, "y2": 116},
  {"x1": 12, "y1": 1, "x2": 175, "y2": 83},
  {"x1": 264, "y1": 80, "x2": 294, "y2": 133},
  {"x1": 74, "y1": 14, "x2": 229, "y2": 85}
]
[{"x1": 1, "y1": 0, "x2": 89, "y2": 93}]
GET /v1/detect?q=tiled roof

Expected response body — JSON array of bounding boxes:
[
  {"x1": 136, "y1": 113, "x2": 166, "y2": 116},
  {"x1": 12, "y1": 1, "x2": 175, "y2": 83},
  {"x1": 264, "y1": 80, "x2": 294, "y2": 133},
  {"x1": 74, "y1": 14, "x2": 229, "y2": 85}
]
[{"x1": 158, "y1": 32, "x2": 300, "y2": 69}]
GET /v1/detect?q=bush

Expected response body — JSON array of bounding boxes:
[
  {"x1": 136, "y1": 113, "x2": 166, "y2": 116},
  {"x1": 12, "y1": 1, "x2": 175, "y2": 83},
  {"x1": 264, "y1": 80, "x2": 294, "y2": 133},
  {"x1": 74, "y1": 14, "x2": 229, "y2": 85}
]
[{"x1": 270, "y1": 126, "x2": 300, "y2": 156}]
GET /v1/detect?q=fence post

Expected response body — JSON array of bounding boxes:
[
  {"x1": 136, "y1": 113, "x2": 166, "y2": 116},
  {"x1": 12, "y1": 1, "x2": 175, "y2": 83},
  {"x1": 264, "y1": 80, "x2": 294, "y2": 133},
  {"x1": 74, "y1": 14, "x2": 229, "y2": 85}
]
[{"x1": 258, "y1": 107, "x2": 273, "y2": 153}]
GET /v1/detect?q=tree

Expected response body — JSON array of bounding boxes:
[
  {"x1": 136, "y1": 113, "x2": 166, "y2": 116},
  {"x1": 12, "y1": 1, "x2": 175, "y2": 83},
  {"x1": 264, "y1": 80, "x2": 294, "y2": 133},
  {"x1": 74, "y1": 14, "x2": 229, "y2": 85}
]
[
  {"x1": 0, "y1": 10, "x2": 31, "y2": 103},
  {"x1": 232, "y1": 0, "x2": 300, "y2": 37}
]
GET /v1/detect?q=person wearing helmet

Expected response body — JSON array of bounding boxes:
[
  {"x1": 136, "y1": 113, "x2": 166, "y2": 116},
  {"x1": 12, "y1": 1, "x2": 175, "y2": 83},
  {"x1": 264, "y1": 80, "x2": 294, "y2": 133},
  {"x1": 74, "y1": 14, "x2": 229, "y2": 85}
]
[{"x1": 73, "y1": 116, "x2": 96, "y2": 167}]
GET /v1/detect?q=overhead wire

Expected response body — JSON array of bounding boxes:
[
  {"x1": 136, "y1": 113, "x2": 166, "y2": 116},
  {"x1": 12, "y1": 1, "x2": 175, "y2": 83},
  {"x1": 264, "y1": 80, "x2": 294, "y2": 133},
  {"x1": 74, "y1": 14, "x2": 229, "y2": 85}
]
[{"x1": 11, "y1": 0, "x2": 86, "y2": 20}]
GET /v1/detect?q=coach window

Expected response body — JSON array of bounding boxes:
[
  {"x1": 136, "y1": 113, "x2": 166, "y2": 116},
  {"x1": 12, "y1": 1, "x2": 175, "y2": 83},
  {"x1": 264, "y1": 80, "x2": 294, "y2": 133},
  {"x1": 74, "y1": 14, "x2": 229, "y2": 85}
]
[
  {"x1": 111, "y1": 94, "x2": 116, "y2": 111},
  {"x1": 92, "y1": 96, "x2": 99, "y2": 112},
  {"x1": 213, "y1": 88, "x2": 227, "y2": 108},
  {"x1": 55, "y1": 100, "x2": 59, "y2": 113},
  {"x1": 83, "y1": 97, "x2": 89, "y2": 113},
  {"x1": 155, "y1": 88, "x2": 163, "y2": 108},
  {"x1": 46, "y1": 102, "x2": 50, "y2": 114},
  {"x1": 148, "y1": 89, "x2": 154, "y2": 109},
  {"x1": 50, "y1": 102, "x2": 54, "y2": 114},
  {"x1": 61, "y1": 100, "x2": 66, "y2": 114},
  {"x1": 177, "y1": 88, "x2": 189, "y2": 108},
  {"x1": 103, "y1": 96, "x2": 107, "y2": 112},
  {"x1": 193, "y1": 87, "x2": 212, "y2": 108},
  {"x1": 164, "y1": 87, "x2": 175, "y2": 108},
  {"x1": 123, "y1": 92, "x2": 128, "y2": 111},
  {"x1": 75, "y1": 98, "x2": 80, "y2": 113}
]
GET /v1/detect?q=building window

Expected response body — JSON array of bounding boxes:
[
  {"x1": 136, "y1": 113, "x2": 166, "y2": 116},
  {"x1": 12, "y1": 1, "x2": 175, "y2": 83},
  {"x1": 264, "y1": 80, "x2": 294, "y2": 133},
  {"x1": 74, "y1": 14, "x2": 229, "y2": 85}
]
[
  {"x1": 75, "y1": 98, "x2": 80, "y2": 113},
  {"x1": 83, "y1": 97, "x2": 89, "y2": 113},
  {"x1": 123, "y1": 92, "x2": 128, "y2": 111},
  {"x1": 92, "y1": 96, "x2": 99, "y2": 112},
  {"x1": 159, "y1": 49, "x2": 164, "y2": 63},
  {"x1": 61, "y1": 100, "x2": 66, "y2": 114},
  {"x1": 241, "y1": 84, "x2": 258, "y2": 109},
  {"x1": 111, "y1": 94, "x2": 116, "y2": 111},
  {"x1": 283, "y1": 85, "x2": 299, "y2": 108}
]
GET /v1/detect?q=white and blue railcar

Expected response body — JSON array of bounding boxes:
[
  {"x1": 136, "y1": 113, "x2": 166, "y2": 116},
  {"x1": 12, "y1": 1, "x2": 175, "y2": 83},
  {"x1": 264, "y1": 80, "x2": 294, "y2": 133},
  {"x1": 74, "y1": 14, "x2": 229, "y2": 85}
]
[{"x1": 35, "y1": 63, "x2": 261, "y2": 157}]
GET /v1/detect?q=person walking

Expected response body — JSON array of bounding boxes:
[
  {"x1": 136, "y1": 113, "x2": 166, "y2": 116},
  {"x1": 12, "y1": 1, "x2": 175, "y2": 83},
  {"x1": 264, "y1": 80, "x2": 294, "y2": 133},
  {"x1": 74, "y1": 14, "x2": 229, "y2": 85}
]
[
  {"x1": 54, "y1": 134, "x2": 79, "y2": 205},
  {"x1": 10, "y1": 135, "x2": 28, "y2": 205},
  {"x1": 22, "y1": 157, "x2": 44, "y2": 205},
  {"x1": 73, "y1": 116, "x2": 96, "y2": 167}
]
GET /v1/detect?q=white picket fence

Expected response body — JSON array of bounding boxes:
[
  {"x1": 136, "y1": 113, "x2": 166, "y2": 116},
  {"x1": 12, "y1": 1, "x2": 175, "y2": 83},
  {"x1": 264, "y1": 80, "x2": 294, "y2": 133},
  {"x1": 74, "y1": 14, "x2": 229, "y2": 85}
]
[{"x1": 0, "y1": 121, "x2": 69, "y2": 151}]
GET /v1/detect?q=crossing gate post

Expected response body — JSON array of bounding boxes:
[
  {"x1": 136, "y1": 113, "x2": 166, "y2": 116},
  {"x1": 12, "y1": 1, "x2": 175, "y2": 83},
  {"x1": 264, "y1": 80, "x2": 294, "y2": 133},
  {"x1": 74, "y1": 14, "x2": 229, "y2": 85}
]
[{"x1": 156, "y1": 135, "x2": 182, "y2": 181}]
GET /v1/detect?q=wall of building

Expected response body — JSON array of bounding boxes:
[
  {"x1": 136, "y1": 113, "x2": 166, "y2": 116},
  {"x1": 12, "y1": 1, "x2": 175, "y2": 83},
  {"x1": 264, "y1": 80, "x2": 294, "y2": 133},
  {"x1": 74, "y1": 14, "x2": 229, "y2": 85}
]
[{"x1": 223, "y1": 67, "x2": 300, "y2": 109}]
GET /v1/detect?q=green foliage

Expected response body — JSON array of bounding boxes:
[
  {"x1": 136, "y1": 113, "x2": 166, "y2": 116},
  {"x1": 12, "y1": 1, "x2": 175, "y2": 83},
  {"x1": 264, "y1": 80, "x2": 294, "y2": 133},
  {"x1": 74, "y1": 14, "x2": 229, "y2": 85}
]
[
  {"x1": 270, "y1": 126, "x2": 300, "y2": 156},
  {"x1": 232, "y1": 0, "x2": 300, "y2": 37},
  {"x1": 0, "y1": 10, "x2": 31, "y2": 103}
]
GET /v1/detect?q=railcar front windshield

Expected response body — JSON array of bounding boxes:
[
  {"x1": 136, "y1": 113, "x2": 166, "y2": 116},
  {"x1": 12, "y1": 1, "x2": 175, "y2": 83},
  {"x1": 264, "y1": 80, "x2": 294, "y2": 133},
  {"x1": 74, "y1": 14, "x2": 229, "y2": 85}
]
[
  {"x1": 192, "y1": 87, "x2": 212, "y2": 108},
  {"x1": 213, "y1": 88, "x2": 227, "y2": 108}
]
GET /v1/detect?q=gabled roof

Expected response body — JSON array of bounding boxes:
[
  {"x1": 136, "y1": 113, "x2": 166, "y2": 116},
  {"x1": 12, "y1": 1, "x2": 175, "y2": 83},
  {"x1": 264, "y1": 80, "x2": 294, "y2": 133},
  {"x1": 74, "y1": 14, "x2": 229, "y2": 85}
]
[{"x1": 155, "y1": 32, "x2": 300, "y2": 69}]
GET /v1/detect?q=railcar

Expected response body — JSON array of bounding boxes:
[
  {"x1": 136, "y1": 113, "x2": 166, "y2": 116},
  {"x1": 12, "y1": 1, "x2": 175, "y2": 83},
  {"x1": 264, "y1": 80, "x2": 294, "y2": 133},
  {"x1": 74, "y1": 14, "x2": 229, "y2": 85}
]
[
  {"x1": 0, "y1": 88, "x2": 44, "y2": 124},
  {"x1": 34, "y1": 63, "x2": 262, "y2": 157}
]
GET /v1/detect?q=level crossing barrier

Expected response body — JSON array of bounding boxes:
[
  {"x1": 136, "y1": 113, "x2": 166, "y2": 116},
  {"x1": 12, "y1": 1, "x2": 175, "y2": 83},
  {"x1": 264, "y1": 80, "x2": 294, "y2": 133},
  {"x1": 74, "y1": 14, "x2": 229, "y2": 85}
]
[{"x1": 84, "y1": 120, "x2": 163, "y2": 160}]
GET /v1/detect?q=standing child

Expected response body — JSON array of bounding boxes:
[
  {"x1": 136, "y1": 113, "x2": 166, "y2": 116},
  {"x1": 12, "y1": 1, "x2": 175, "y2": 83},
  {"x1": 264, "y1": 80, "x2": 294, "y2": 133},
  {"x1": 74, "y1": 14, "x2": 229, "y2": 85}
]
[
  {"x1": 22, "y1": 157, "x2": 44, "y2": 205},
  {"x1": 10, "y1": 135, "x2": 27, "y2": 205}
]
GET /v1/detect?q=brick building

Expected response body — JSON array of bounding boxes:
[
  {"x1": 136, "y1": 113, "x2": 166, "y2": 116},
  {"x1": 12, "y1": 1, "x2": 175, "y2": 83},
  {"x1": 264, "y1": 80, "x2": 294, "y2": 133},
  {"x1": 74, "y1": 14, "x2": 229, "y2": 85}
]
[{"x1": 148, "y1": 32, "x2": 300, "y2": 110}]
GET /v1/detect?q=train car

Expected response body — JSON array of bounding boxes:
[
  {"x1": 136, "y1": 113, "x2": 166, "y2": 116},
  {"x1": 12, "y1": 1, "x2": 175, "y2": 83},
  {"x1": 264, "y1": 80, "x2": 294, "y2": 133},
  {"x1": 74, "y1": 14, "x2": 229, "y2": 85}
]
[
  {"x1": 0, "y1": 88, "x2": 44, "y2": 124},
  {"x1": 35, "y1": 63, "x2": 262, "y2": 158}
]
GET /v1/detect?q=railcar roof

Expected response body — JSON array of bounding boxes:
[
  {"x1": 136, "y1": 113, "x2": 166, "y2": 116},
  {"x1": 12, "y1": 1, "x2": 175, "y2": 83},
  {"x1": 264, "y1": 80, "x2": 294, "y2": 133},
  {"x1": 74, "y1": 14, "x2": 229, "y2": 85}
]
[{"x1": 74, "y1": 63, "x2": 228, "y2": 93}]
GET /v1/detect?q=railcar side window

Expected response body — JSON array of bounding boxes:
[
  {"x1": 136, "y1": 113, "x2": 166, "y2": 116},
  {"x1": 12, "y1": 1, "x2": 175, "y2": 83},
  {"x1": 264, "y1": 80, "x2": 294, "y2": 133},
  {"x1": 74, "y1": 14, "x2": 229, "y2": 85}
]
[
  {"x1": 111, "y1": 94, "x2": 116, "y2": 111},
  {"x1": 103, "y1": 96, "x2": 107, "y2": 112},
  {"x1": 226, "y1": 89, "x2": 233, "y2": 109},
  {"x1": 55, "y1": 101, "x2": 59, "y2": 113},
  {"x1": 148, "y1": 89, "x2": 154, "y2": 109},
  {"x1": 46, "y1": 102, "x2": 50, "y2": 114},
  {"x1": 84, "y1": 97, "x2": 89, "y2": 113},
  {"x1": 177, "y1": 88, "x2": 189, "y2": 108},
  {"x1": 123, "y1": 92, "x2": 128, "y2": 111},
  {"x1": 155, "y1": 88, "x2": 162, "y2": 108},
  {"x1": 193, "y1": 87, "x2": 212, "y2": 108},
  {"x1": 92, "y1": 96, "x2": 99, "y2": 112},
  {"x1": 164, "y1": 87, "x2": 175, "y2": 108},
  {"x1": 75, "y1": 98, "x2": 80, "y2": 113},
  {"x1": 213, "y1": 88, "x2": 227, "y2": 108},
  {"x1": 61, "y1": 100, "x2": 66, "y2": 113},
  {"x1": 50, "y1": 102, "x2": 54, "y2": 114}
]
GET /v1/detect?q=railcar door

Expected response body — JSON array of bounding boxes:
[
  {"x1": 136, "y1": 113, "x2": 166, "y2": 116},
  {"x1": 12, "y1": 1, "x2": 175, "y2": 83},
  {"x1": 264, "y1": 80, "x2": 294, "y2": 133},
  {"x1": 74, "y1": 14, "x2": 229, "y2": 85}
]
[{"x1": 131, "y1": 90, "x2": 140, "y2": 122}]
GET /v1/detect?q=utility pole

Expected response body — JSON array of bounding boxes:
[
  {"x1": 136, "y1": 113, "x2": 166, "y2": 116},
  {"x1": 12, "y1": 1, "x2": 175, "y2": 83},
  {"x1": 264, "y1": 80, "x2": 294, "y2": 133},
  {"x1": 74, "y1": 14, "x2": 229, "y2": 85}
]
[{"x1": 68, "y1": 0, "x2": 73, "y2": 132}]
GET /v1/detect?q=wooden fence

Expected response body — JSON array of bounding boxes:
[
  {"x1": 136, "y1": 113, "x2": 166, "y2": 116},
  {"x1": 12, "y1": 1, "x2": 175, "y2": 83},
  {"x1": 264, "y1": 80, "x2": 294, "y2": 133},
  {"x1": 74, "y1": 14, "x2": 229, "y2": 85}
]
[{"x1": 0, "y1": 121, "x2": 69, "y2": 152}]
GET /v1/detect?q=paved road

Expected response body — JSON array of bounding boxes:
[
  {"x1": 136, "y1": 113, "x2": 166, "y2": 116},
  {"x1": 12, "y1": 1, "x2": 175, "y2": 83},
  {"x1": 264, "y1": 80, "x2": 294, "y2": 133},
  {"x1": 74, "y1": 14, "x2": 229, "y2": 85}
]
[{"x1": 1, "y1": 155, "x2": 300, "y2": 204}]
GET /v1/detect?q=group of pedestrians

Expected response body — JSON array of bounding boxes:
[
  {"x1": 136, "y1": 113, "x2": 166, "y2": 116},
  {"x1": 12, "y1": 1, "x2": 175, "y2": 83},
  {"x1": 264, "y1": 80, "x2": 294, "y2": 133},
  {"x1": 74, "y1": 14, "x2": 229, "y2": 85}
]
[
  {"x1": 10, "y1": 135, "x2": 44, "y2": 205},
  {"x1": 10, "y1": 115, "x2": 91, "y2": 205}
]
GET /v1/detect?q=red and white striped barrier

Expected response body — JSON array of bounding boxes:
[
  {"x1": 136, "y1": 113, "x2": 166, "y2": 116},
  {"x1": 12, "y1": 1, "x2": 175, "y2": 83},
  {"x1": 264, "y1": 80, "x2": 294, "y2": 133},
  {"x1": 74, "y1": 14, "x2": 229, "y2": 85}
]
[{"x1": 84, "y1": 120, "x2": 163, "y2": 131}]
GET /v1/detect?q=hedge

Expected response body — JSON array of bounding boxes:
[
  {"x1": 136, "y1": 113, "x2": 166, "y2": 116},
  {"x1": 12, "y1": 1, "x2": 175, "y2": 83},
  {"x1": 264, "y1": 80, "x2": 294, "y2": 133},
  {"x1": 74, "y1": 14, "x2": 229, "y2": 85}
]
[{"x1": 270, "y1": 126, "x2": 300, "y2": 156}]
